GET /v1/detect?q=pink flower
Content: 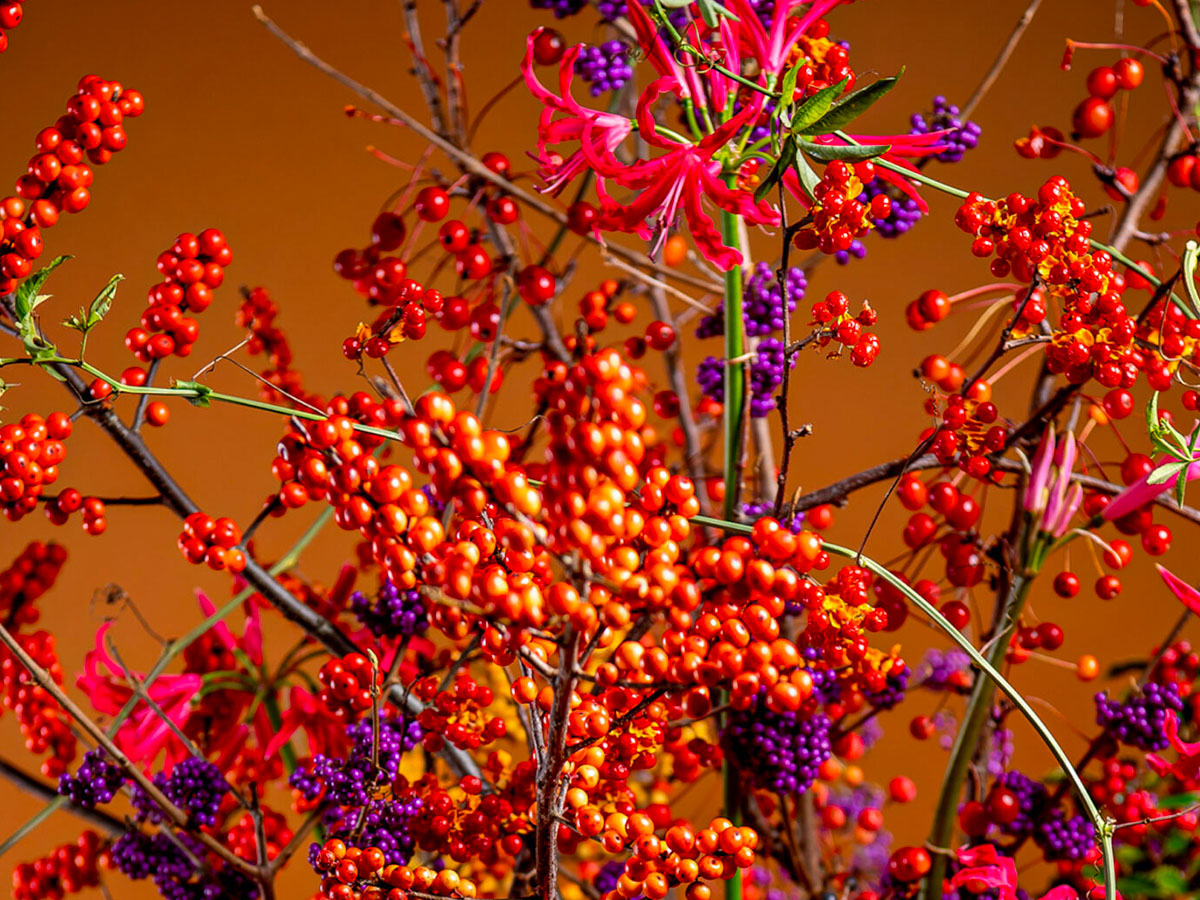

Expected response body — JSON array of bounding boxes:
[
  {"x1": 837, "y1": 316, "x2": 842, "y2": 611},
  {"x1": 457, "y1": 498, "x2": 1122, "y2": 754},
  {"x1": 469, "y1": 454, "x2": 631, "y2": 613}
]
[
  {"x1": 1103, "y1": 457, "x2": 1200, "y2": 522},
  {"x1": 950, "y1": 845, "x2": 1079, "y2": 900},
  {"x1": 1158, "y1": 564, "x2": 1200, "y2": 614},
  {"x1": 76, "y1": 624, "x2": 201, "y2": 768},
  {"x1": 728, "y1": 0, "x2": 852, "y2": 79},
  {"x1": 196, "y1": 589, "x2": 264, "y2": 666},
  {"x1": 1147, "y1": 711, "x2": 1200, "y2": 785},
  {"x1": 1023, "y1": 428, "x2": 1083, "y2": 537},
  {"x1": 522, "y1": 35, "x2": 633, "y2": 197}
]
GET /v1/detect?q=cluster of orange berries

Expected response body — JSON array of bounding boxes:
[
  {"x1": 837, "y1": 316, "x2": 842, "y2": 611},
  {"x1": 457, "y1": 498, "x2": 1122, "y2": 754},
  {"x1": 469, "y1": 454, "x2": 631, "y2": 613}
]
[
  {"x1": 10, "y1": 831, "x2": 104, "y2": 900},
  {"x1": 122, "y1": 229, "x2": 232, "y2": 372},
  {"x1": 598, "y1": 816, "x2": 759, "y2": 900},
  {"x1": 176, "y1": 511, "x2": 247, "y2": 572},
  {"x1": 577, "y1": 278, "x2": 632, "y2": 334},
  {"x1": 923, "y1": 381, "x2": 1008, "y2": 479},
  {"x1": 317, "y1": 652, "x2": 380, "y2": 721},
  {"x1": 412, "y1": 673, "x2": 506, "y2": 752},
  {"x1": 401, "y1": 766, "x2": 534, "y2": 864},
  {"x1": 793, "y1": 160, "x2": 889, "y2": 256},
  {"x1": 1, "y1": 76, "x2": 143, "y2": 292},
  {"x1": 313, "y1": 838, "x2": 477, "y2": 900},
  {"x1": 236, "y1": 286, "x2": 321, "y2": 408}
]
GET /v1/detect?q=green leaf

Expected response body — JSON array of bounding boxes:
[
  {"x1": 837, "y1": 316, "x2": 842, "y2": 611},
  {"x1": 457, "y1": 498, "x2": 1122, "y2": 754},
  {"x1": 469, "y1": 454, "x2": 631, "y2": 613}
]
[
  {"x1": 754, "y1": 136, "x2": 796, "y2": 203},
  {"x1": 85, "y1": 273, "x2": 123, "y2": 329},
  {"x1": 799, "y1": 69, "x2": 903, "y2": 135},
  {"x1": 794, "y1": 155, "x2": 822, "y2": 201},
  {"x1": 1176, "y1": 467, "x2": 1190, "y2": 509},
  {"x1": 801, "y1": 141, "x2": 891, "y2": 162},
  {"x1": 1147, "y1": 460, "x2": 1189, "y2": 485},
  {"x1": 1183, "y1": 241, "x2": 1199, "y2": 318},
  {"x1": 1117, "y1": 874, "x2": 1158, "y2": 898},
  {"x1": 1152, "y1": 866, "x2": 1188, "y2": 895},
  {"x1": 13, "y1": 256, "x2": 71, "y2": 324},
  {"x1": 789, "y1": 77, "x2": 849, "y2": 133},
  {"x1": 173, "y1": 380, "x2": 214, "y2": 408},
  {"x1": 1158, "y1": 792, "x2": 1200, "y2": 810}
]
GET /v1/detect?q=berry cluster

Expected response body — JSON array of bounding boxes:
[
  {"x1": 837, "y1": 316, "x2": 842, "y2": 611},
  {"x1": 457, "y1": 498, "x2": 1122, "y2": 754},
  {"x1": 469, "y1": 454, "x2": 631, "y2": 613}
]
[
  {"x1": 317, "y1": 652, "x2": 381, "y2": 721},
  {"x1": 413, "y1": 673, "x2": 507, "y2": 752},
  {"x1": 236, "y1": 285, "x2": 321, "y2": 408},
  {"x1": 793, "y1": 161, "x2": 891, "y2": 257},
  {"x1": 312, "y1": 837, "x2": 476, "y2": 900},
  {"x1": 0, "y1": 540, "x2": 67, "y2": 627},
  {"x1": 725, "y1": 690, "x2": 833, "y2": 794},
  {"x1": 1095, "y1": 682, "x2": 1184, "y2": 751},
  {"x1": 58, "y1": 748, "x2": 126, "y2": 808},
  {"x1": 11, "y1": 832, "x2": 103, "y2": 900},
  {"x1": 136, "y1": 756, "x2": 230, "y2": 827},
  {"x1": 1, "y1": 76, "x2": 143, "y2": 292},
  {"x1": 176, "y1": 511, "x2": 246, "y2": 572},
  {"x1": 1, "y1": 630, "x2": 77, "y2": 776},
  {"x1": 574, "y1": 41, "x2": 634, "y2": 96},
  {"x1": 809, "y1": 290, "x2": 881, "y2": 367},
  {"x1": 123, "y1": 229, "x2": 232, "y2": 374},
  {"x1": 1072, "y1": 58, "x2": 1144, "y2": 139},
  {"x1": 351, "y1": 577, "x2": 429, "y2": 638},
  {"x1": 909, "y1": 96, "x2": 981, "y2": 163}
]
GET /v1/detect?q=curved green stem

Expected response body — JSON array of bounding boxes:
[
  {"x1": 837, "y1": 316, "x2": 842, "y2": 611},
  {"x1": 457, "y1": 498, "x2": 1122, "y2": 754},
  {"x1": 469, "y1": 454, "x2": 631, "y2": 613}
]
[
  {"x1": 720, "y1": 201, "x2": 746, "y2": 522},
  {"x1": 689, "y1": 515, "x2": 1116, "y2": 900}
]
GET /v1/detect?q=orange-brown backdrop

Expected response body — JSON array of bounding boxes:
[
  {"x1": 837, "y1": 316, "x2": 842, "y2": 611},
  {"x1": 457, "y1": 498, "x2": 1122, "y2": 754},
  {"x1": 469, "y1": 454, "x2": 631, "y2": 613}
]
[{"x1": 0, "y1": 1, "x2": 1196, "y2": 897}]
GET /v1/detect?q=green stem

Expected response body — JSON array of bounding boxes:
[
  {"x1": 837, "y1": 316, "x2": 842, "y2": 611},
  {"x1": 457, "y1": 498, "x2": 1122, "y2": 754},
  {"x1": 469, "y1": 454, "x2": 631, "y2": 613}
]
[
  {"x1": 718, "y1": 184, "x2": 746, "y2": 900},
  {"x1": 689, "y1": 515, "x2": 1116, "y2": 900},
  {"x1": 720, "y1": 198, "x2": 745, "y2": 522},
  {"x1": 922, "y1": 569, "x2": 1035, "y2": 900}
]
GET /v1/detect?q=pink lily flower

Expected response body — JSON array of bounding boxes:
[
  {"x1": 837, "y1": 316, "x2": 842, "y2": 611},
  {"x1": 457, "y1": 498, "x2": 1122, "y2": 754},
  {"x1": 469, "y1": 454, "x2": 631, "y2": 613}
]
[
  {"x1": 1156, "y1": 564, "x2": 1200, "y2": 615},
  {"x1": 1103, "y1": 456, "x2": 1200, "y2": 522},
  {"x1": 1022, "y1": 428, "x2": 1083, "y2": 537},
  {"x1": 950, "y1": 845, "x2": 1079, "y2": 900},
  {"x1": 77, "y1": 624, "x2": 201, "y2": 768},
  {"x1": 1147, "y1": 711, "x2": 1200, "y2": 785},
  {"x1": 196, "y1": 589, "x2": 264, "y2": 666},
  {"x1": 522, "y1": 35, "x2": 633, "y2": 196},
  {"x1": 728, "y1": 0, "x2": 852, "y2": 80}
]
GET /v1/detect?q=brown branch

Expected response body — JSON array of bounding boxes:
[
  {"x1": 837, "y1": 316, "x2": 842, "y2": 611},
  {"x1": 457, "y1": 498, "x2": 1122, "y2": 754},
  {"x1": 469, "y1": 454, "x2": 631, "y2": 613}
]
[
  {"x1": 401, "y1": 0, "x2": 448, "y2": 137},
  {"x1": 535, "y1": 631, "x2": 579, "y2": 900},
  {"x1": 960, "y1": 0, "x2": 1045, "y2": 121},
  {"x1": 250, "y1": 6, "x2": 724, "y2": 296}
]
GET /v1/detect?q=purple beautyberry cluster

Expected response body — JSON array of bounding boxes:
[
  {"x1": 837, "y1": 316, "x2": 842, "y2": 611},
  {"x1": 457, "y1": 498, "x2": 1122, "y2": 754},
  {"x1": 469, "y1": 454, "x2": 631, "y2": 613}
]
[
  {"x1": 1035, "y1": 809, "x2": 1096, "y2": 862},
  {"x1": 861, "y1": 180, "x2": 923, "y2": 238},
  {"x1": 575, "y1": 41, "x2": 633, "y2": 96},
  {"x1": 910, "y1": 95, "x2": 982, "y2": 163},
  {"x1": 997, "y1": 769, "x2": 1048, "y2": 837},
  {"x1": 352, "y1": 577, "x2": 429, "y2": 638},
  {"x1": 291, "y1": 714, "x2": 422, "y2": 806},
  {"x1": 865, "y1": 667, "x2": 909, "y2": 710},
  {"x1": 1095, "y1": 682, "x2": 1184, "y2": 751},
  {"x1": 310, "y1": 795, "x2": 424, "y2": 871},
  {"x1": 133, "y1": 757, "x2": 229, "y2": 828},
  {"x1": 58, "y1": 748, "x2": 126, "y2": 808},
  {"x1": 724, "y1": 690, "x2": 832, "y2": 794},
  {"x1": 113, "y1": 828, "x2": 258, "y2": 900},
  {"x1": 530, "y1": 0, "x2": 588, "y2": 16},
  {"x1": 916, "y1": 647, "x2": 972, "y2": 690},
  {"x1": 698, "y1": 263, "x2": 807, "y2": 339}
]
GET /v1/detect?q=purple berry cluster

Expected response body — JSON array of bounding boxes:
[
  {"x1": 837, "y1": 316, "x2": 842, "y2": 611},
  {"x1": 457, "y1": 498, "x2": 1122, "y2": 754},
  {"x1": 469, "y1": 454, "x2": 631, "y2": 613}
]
[
  {"x1": 311, "y1": 795, "x2": 424, "y2": 870},
  {"x1": 698, "y1": 263, "x2": 807, "y2": 339},
  {"x1": 291, "y1": 714, "x2": 422, "y2": 806},
  {"x1": 724, "y1": 690, "x2": 832, "y2": 794},
  {"x1": 574, "y1": 41, "x2": 633, "y2": 96},
  {"x1": 997, "y1": 769, "x2": 1048, "y2": 837},
  {"x1": 865, "y1": 667, "x2": 909, "y2": 710},
  {"x1": 352, "y1": 577, "x2": 429, "y2": 638},
  {"x1": 915, "y1": 647, "x2": 972, "y2": 690},
  {"x1": 594, "y1": 860, "x2": 625, "y2": 894},
  {"x1": 1095, "y1": 682, "x2": 1184, "y2": 751},
  {"x1": 530, "y1": 0, "x2": 588, "y2": 16},
  {"x1": 58, "y1": 748, "x2": 126, "y2": 808},
  {"x1": 132, "y1": 757, "x2": 230, "y2": 828},
  {"x1": 1035, "y1": 809, "x2": 1096, "y2": 861},
  {"x1": 112, "y1": 828, "x2": 258, "y2": 900},
  {"x1": 749, "y1": 338, "x2": 790, "y2": 418},
  {"x1": 910, "y1": 95, "x2": 982, "y2": 163},
  {"x1": 835, "y1": 237, "x2": 868, "y2": 266},
  {"x1": 696, "y1": 355, "x2": 724, "y2": 404}
]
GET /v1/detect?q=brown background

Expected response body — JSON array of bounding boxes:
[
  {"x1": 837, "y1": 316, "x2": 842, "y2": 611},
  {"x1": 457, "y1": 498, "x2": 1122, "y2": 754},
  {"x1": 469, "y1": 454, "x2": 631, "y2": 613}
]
[{"x1": 0, "y1": 1, "x2": 1197, "y2": 896}]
